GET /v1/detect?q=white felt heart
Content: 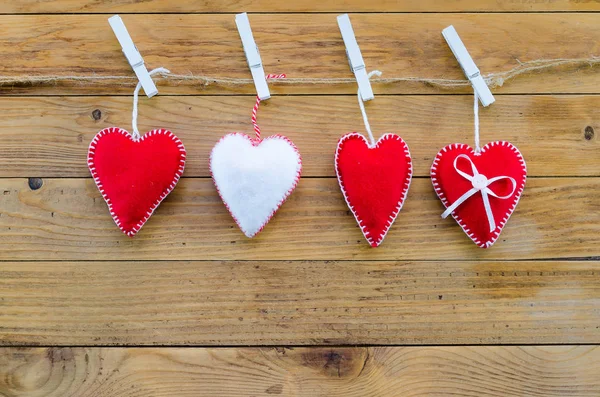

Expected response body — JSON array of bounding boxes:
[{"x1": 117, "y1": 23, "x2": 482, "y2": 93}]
[{"x1": 210, "y1": 133, "x2": 302, "y2": 238}]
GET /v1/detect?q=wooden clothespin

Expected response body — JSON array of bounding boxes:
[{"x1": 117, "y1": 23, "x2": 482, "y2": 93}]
[
  {"x1": 442, "y1": 25, "x2": 495, "y2": 107},
  {"x1": 108, "y1": 15, "x2": 158, "y2": 98},
  {"x1": 337, "y1": 14, "x2": 374, "y2": 102},
  {"x1": 236, "y1": 12, "x2": 270, "y2": 100}
]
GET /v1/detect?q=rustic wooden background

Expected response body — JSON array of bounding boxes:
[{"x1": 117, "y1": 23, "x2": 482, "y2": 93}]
[{"x1": 0, "y1": 1, "x2": 599, "y2": 396}]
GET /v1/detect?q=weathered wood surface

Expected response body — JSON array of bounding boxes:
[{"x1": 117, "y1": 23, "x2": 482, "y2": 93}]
[
  {"x1": 0, "y1": 95, "x2": 596, "y2": 178},
  {"x1": 1, "y1": 0, "x2": 600, "y2": 393},
  {"x1": 2, "y1": 346, "x2": 600, "y2": 396},
  {"x1": 3, "y1": 0, "x2": 600, "y2": 13},
  {"x1": 0, "y1": 14, "x2": 598, "y2": 95},
  {"x1": 1, "y1": 260, "x2": 599, "y2": 345},
  {"x1": 0, "y1": 178, "x2": 597, "y2": 261}
]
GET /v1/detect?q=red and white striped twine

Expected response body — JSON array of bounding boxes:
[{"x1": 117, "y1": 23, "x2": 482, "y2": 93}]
[{"x1": 251, "y1": 74, "x2": 286, "y2": 140}]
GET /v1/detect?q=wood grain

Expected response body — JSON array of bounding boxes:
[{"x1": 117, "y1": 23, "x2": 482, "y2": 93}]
[
  {"x1": 0, "y1": 95, "x2": 597, "y2": 178},
  {"x1": 0, "y1": 177, "x2": 597, "y2": 261},
  {"x1": 0, "y1": 14, "x2": 598, "y2": 95},
  {"x1": 1, "y1": 260, "x2": 599, "y2": 345},
  {"x1": 3, "y1": 0, "x2": 600, "y2": 13},
  {"x1": 0, "y1": 0, "x2": 598, "y2": 394},
  {"x1": 2, "y1": 346, "x2": 600, "y2": 396}
]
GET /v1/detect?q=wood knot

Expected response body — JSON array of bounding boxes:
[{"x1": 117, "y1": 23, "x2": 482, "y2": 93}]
[
  {"x1": 584, "y1": 126, "x2": 594, "y2": 141},
  {"x1": 28, "y1": 178, "x2": 43, "y2": 190},
  {"x1": 1, "y1": 348, "x2": 58, "y2": 393},
  {"x1": 301, "y1": 347, "x2": 369, "y2": 378},
  {"x1": 92, "y1": 109, "x2": 102, "y2": 121},
  {"x1": 47, "y1": 347, "x2": 74, "y2": 363},
  {"x1": 265, "y1": 384, "x2": 283, "y2": 394}
]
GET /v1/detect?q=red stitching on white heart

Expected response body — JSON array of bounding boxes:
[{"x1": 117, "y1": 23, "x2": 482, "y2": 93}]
[
  {"x1": 335, "y1": 132, "x2": 413, "y2": 247},
  {"x1": 209, "y1": 132, "x2": 302, "y2": 238},
  {"x1": 430, "y1": 141, "x2": 527, "y2": 248},
  {"x1": 87, "y1": 127, "x2": 186, "y2": 237}
]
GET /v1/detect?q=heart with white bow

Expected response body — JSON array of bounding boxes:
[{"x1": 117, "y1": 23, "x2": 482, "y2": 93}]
[{"x1": 431, "y1": 142, "x2": 527, "y2": 248}]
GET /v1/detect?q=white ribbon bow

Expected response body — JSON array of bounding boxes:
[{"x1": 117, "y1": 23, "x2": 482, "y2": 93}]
[{"x1": 441, "y1": 154, "x2": 517, "y2": 232}]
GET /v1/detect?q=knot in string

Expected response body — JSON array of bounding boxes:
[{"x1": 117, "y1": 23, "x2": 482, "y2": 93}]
[
  {"x1": 357, "y1": 70, "x2": 382, "y2": 147},
  {"x1": 251, "y1": 74, "x2": 286, "y2": 141},
  {"x1": 132, "y1": 67, "x2": 171, "y2": 140}
]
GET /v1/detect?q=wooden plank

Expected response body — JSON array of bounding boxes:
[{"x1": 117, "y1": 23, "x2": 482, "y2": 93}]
[
  {"x1": 1, "y1": 260, "x2": 599, "y2": 345},
  {"x1": 3, "y1": 0, "x2": 600, "y2": 13},
  {"x1": 0, "y1": 14, "x2": 598, "y2": 95},
  {"x1": 0, "y1": 178, "x2": 597, "y2": 261},
  {"x1": 0, "y1": 95, "x2": 597, "y2": 178},
  {"x1": 1, "y1": 347, "x2": 600, "y2": 396}
]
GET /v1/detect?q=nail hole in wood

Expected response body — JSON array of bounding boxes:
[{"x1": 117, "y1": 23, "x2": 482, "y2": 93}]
[
  {"x1": 584, "y1": 126, "x2": 594, "y2": 140},
  {"x1": 92, "y1": 109, "x2": 102, "y2": 121},
  {"x1": 28, "y1": 178, "x2": 43, "y2": 190}
]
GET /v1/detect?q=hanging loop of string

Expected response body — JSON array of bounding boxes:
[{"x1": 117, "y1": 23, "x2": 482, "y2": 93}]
[
  {"x1": 251, "y1": 74, "x2": 286, "y2": 141},
  {"x1": 473, "y1": 90, "x2": 481, "y2": 154},
  {"x1": 357, "y1": 70, "x2": 382, "y2": 146},
  {"x1": 132, "y1": 67, "x2": 171, "y2": 140}
]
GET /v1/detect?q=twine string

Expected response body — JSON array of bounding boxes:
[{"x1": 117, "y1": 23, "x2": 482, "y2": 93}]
[
  {"x1": 132, "y1": 67, "x2": 170, "y2": 140},
  {"x1": 251, "y1": 74, "x2": 286, "y2": 141},
  {"x1": 0, "y1": 57, "x2": 597, "y2": 90}
]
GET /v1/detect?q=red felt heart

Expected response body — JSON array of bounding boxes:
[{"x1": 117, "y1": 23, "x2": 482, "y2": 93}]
[
  {"x1": 88, "y1": 127, "x2": 186, "y2": 236},
  {"x1": 335, "y1": 133, "x2": 413, "y2": 247},
  {"x1": 431, "y1": 141, "x2": 527, "y2": 248}
]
